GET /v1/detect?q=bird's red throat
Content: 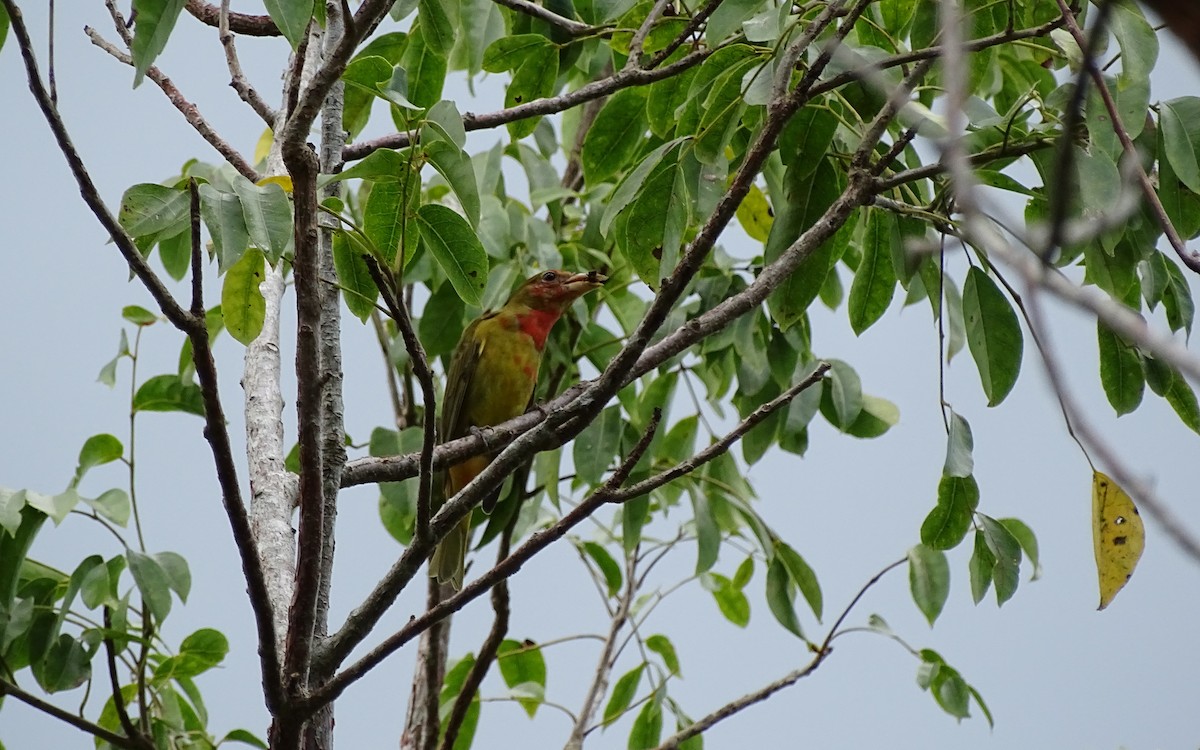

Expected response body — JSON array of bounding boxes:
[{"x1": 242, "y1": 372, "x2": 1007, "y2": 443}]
[{"x1": 516, "y1": 308, "x2": 563, "y2": 350}]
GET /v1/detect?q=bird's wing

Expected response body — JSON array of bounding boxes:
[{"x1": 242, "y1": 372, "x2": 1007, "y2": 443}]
[{"x1": 440, "y1": 312, "x2": 492, "y2": 441}]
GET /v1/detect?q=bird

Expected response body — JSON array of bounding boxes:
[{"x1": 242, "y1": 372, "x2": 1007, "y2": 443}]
[{"x1": 430, "y1": 269, "x2": 606, "y2": 589}]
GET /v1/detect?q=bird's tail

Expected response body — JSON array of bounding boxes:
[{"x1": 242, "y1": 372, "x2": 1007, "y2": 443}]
[{"x1": 430, "y1": 516, "x2": 469, "y2": 591}]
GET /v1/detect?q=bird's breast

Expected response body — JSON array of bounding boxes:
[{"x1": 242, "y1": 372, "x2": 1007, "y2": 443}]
[{"x1": 461, "y1": 327, "x2": 542, "y2": 428}]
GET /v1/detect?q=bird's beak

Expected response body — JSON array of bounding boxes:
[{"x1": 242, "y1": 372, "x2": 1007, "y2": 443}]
[{"x1": 564, "y1": 270, "x2": 607, "y2": 292}]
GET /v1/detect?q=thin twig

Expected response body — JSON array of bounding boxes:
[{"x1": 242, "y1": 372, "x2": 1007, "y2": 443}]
[
  {"x1": 626, "y1": 0, "x2": 671, "y2": 69},
  {"x1": 489, "y1": 0, "x2": 594, "y2": 35},
  {"x1": 219, "y1": 0, "x2": 277, "y2": 125},
  {"x1": 343, "y1": 47, "x2": 717, "y2": 161},
  {"x1": 103, "y1": 609, "x2": 151, "y2": 750},
  {"x1": 652, "y1": 558, "x2": 905, "y2": 749},
  {"x1": 439, "y1": 519, "x2": 518, "y2": 750},
  {"x1": 83, "y1": 27, "x2": 261, "y2": 182},
  {"x1": 366, "y1": 258, "x2": 437, "y2": 544}
]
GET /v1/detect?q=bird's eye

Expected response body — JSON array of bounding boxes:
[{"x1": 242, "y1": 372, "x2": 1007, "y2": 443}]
[{"x1": 541, "y1": 271, "x2": 557, "y2": 282}]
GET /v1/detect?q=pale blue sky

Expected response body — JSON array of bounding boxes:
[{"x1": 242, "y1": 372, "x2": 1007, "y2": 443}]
[{"x1": 2, "y1": 4, "x2": 1200, "y2": 748}]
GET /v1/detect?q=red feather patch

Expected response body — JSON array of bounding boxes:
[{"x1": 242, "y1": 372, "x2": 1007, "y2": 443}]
[{"x1": 516, "y1": 308, "x2": 562, "y2": 350}]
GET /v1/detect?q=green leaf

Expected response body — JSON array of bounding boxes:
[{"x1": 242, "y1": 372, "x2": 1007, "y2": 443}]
[
  {"x1": 766, "y1": 159, "x2": 847, "y2": 329},
  {"x1": 707, "y1": 574, "x2": 751, "y2": 627},
  {"x1": 968, "y1": 530, "x2": 995, "y2": 604},
  {"x1": 622, "y1": 496, "x2": 650, "y2": 554},
  {"x1": 691, "y1": 491, "x2": 720, "y2": 574},
  {"x1": 118, "y1": 183, "x2": 189, "y2": 239},
  {"x1": 130, "y1": 0, "x2": 187, "y2": 87},
  {"x1": 1160, "y1": 97, "x2": 1200, "y2": 193},
  {"x1": 482, "y1": 34, "x2": 551, "y2": 72},
  {"x1": 497, "y1": 639, "x2": 547, "y2": 717},
  {"x1": 628, "y1": 691, "x2": 663, "y2": 750},
  {"x1": 962, "y1": 266, "x2": 1023, "y2": 406},
  {"x1": 574, "y1": 406, "x2": 624, "y2": 485},
  {"x1": 820, "y1": 359, "x2": 863, "y2": 429},
  {"x1": 583, "y1": 88, "x2": 650, "y2": 184},
  {"x1": 505, "y1": 45, "x2": 559, "y2": 139},
  {"x1": 332, "y1": 231, "x2": 380, "y2": 322},
  {"x1": 363, "y1": 169, "x2": 421, "y2": 268},
  {"x1": 133, "y1": 375, "x2": 204, "y2": 416},
  {"x1": 0, "y1": 6, "x2": 9, "y2": 54},
  {"x1": 603, "y1": 664, "x2": 644, "y2": 725},
  {"x1": 706, "y1": 0, "x2": 767, "y2": 43},
  {"x1": 978, "y1": 514, "x2": 1021, "y2": 605},
  {"x1": 35, "y1": 634, "x2": 90, "y2": 693},
  {"x1": 908, "y1": 544, "x2": 949, "y2": 626},
  {"x1": 155, "y1": 551, "x2": 192, "y2": 603},
  {"x1": 775, "y1": 541, "x2": 821, "y2": 620},
  {"x1": 199, "y1": 184, "x2": 250, "y2": 270},
  {"x1": 580, "y1": 541, "x2": 623, "y2": 597},
  {"x1": 155, "y1": 629, "x2": 229, "y2": 680},
  {"x1": 263, "y1": 0, "x2": 314, "y2": 49},
  {"x1": 342, "y1": 56, "x2": 395, "y2": 138},
  {"x1": 221, "y1": 247, "x2": 267, "y2": 345},
  {"x1": 425, "y1": 140, "x2": 481, "y2": 227},
  {"x1": 732, "y1": 556, "x2": 754, "y2": 589},
  {"x1": 415, "y1": 205, "x2": 488, "y2": 307},
  {"x1": 920, "y1": 474, "x2": 979, "y2": 550},
  {"x1": 616, "y1": 152, "x2": 688, "y2": 287},
  {"x1": 417, "y1": 0, "x2": 455, "y2": 56},
  {"x1": 998, "y1": 517, "x2": 1041, "y2": 581},
  {"x1": 222, "y1": 729, "x2": 269, "y2": 749},
  {"x1": 75, "y1": 434, "x2": 124, "y2": 484},
  {"x1": 693, "y1": 57, "x2": 757, "y2": 164},
  {"x1": 943, "y1": 410, "x2": 973, "y2": 478},
  {"x1": 127, "y1": 550, "x2": 173, "y2": 622},
  {"x1": 401, "y1": 23, "x2": 448, "y2": 109},
  {"x1": 765, "y1": 556, "x2": 804, "y2": 638},
  {"x1": 779, "y1": 105, "x2": 839, "y2": 173},
  {"x1": 233, "y1": 179, "x2": 293, "y2": 263},
  {"x1": 23, "y1": 489, "x2": 79, "y2": 524},
  {"x1": 848, "y1": 208, "x2": 899, "y2": 334},
  {"x1": 1097, "y1": 322, "x2": 1144, "y2": 416},
  {"x1": 646, "y1": 634, "x2": 680, "y2": 676},
  {"x1": 843, "y1": 393, "x2": 900, "y2": 438},
  {"x1": 83, "y1": 489, "x2": 131, "y2": 528},
  {"x1": 122, "y1": 305, "x2": 158, "y2": 326}
]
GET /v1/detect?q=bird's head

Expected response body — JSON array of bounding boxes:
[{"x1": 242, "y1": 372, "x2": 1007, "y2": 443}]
[{"x1": 509, "y1": 269, "x2": 607, "y2": 313}]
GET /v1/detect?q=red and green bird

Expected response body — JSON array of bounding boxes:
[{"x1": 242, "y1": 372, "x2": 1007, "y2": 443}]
[{"x1": 431, "y1": 269, "x2": 606, "y2": 589}]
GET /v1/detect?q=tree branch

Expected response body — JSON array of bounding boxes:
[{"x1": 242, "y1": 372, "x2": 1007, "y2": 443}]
[
  {"x1": 0, "y1": 677, "x2": 146, "y2": 750},
  {"x1": 185, "y1": 0, "x2": 280, "y2": 36},
  {"x1": 218, "y1": 0, "x2": 277, "y2": 125},
  {"x1": 367, "y1": 259, "x2": 437, "y2": 543},
  {"x1": 489, "y1": 0, "x2": 594, "y2": 36},
  {"x1": 343, "y1": 47, "x2": 717, "y2": 161},
  {"x1": 438, "y1": 520, "x2": 518, "y2": 750}
]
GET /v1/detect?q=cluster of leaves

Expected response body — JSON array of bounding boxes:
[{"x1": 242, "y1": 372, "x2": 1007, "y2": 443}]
[{"x1": 0, "y1": 308, "x2": 259, "y2": 748}]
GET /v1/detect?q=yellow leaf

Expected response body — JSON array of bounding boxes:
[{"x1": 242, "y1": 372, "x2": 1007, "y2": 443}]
[
  {"x1": 253, "y1": 127, "x2": 274, "y2": 165},
  {"x1": 256, "y1": 175, "x2": 293, "y2": 194},
  {"x1": 736, "y1": 183, "x2": 773, "y2": 242},
  {"x1": 1092, "y1": 471, "x2": 1145, "y2": 610}
]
